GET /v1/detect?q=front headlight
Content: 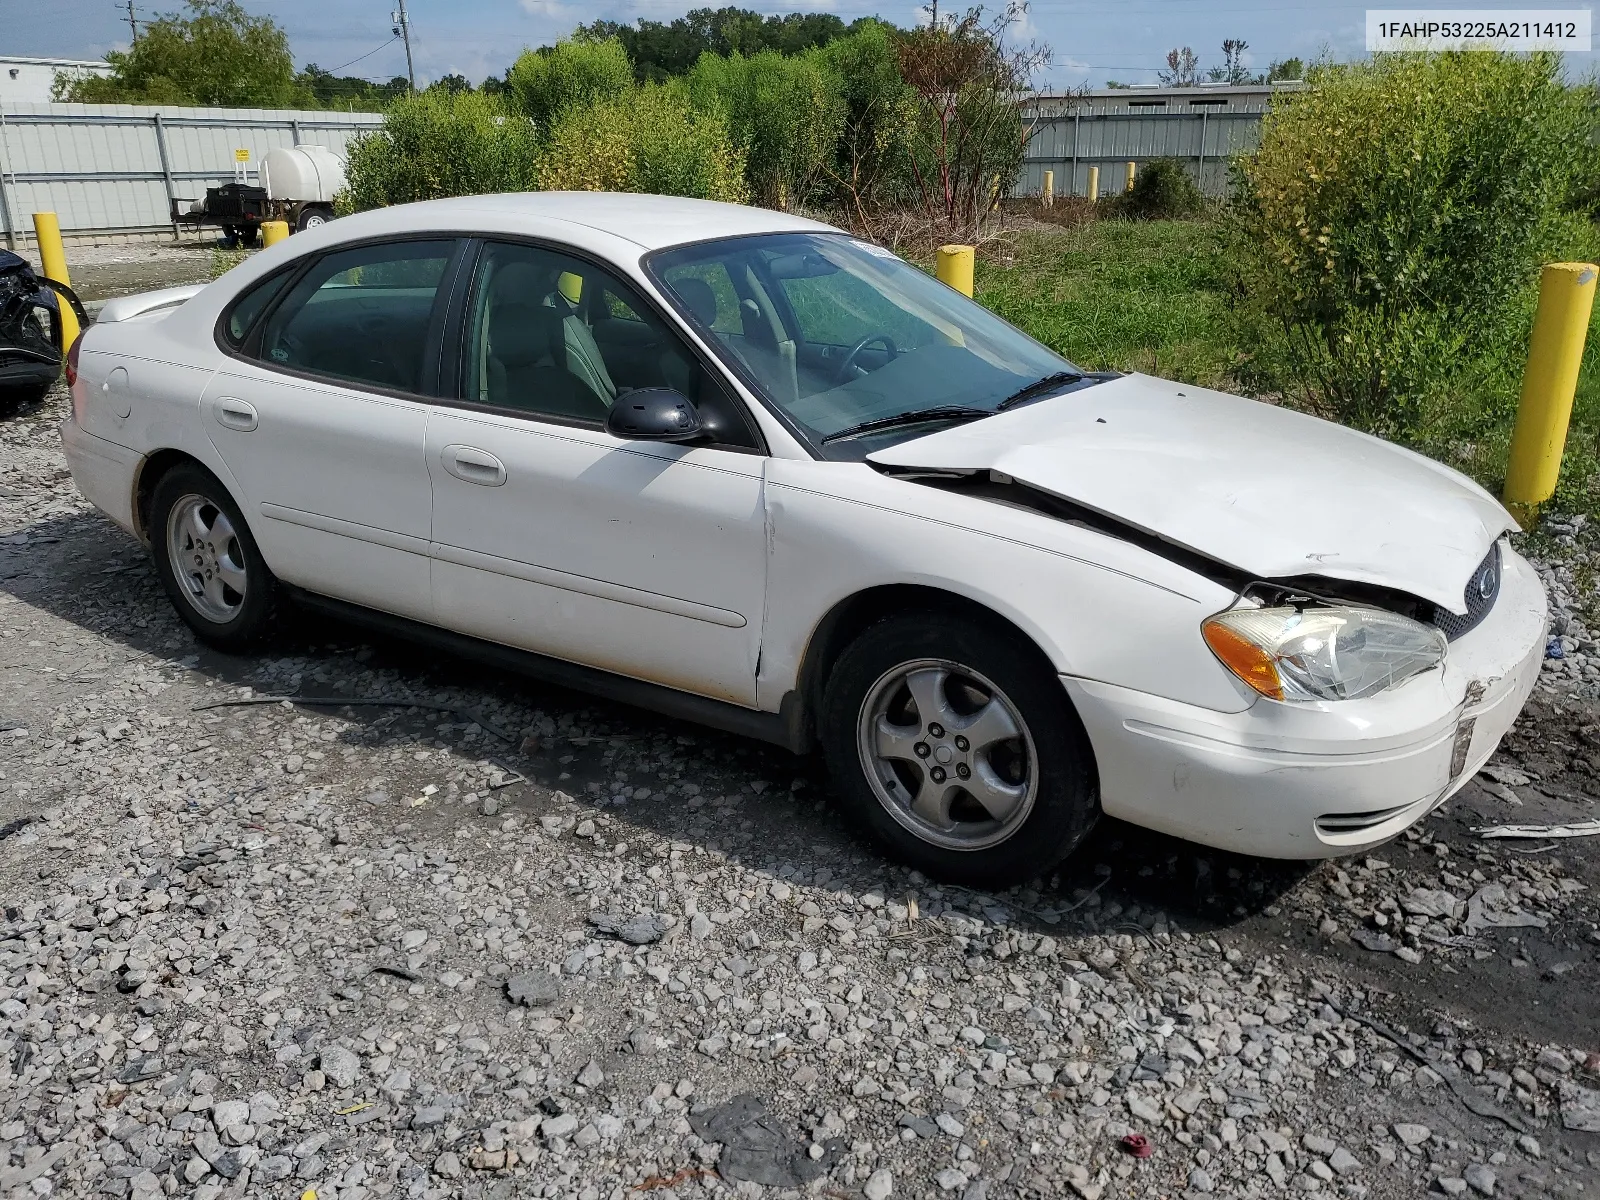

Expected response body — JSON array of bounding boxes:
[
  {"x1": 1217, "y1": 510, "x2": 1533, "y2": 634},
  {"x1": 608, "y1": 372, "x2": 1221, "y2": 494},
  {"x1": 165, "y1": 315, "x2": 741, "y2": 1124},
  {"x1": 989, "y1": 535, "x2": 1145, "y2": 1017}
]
[{"x1": 1202, "y1": 604, "x2": 1446, "y2": 702}]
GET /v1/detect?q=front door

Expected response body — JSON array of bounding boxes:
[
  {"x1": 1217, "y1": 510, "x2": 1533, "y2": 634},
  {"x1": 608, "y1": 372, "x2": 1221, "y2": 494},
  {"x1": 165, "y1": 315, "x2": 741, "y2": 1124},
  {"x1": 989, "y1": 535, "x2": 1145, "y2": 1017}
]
[
  {"x1": 425, "y1": 239, "x2": 769, "y2": 707},
  {"x1": 203, "y1": 238, "x2": 461, "y2": 622}
]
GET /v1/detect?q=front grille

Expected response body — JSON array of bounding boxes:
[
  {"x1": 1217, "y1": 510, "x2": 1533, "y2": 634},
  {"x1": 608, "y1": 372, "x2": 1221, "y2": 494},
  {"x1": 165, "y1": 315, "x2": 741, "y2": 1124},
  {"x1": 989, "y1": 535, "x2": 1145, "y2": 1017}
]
[{"x1": 1431, "y1": 541, "x2": 1501, "y2": 642}]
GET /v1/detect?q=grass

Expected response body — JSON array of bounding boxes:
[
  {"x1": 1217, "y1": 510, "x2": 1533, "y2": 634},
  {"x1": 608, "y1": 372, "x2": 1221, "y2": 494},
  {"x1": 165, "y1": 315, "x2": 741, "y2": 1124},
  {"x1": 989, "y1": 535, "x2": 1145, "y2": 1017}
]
[
  {"x1": 973, "y1": 219, "x2": 1246, "y2": 394},
  {"x1": 964, "y1": 214, "x2": 1600, "y2": 519}
]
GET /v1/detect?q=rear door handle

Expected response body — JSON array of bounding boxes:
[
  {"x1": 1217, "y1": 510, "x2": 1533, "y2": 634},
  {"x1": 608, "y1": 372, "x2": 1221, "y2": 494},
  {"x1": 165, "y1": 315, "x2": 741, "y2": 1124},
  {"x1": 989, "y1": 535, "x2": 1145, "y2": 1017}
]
[
  {"x1": 212, "y1": 397, "x2": 258, "y2": 431},
  {"x1": 441, "y1": 444, "x2": 507, "y2": 487}
]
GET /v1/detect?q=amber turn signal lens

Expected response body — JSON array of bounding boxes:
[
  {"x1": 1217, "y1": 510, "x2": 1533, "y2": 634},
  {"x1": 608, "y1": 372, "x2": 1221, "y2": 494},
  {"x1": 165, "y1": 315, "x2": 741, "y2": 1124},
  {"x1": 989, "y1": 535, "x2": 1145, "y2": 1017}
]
[{"x1": 1202, "y1": 618, "x2": 1283, "y2": 700}]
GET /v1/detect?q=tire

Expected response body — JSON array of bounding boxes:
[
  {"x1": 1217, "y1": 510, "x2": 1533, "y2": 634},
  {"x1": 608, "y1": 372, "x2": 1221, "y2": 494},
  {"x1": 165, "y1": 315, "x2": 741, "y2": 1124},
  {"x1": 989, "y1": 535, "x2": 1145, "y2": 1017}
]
[
  {"x1": 150, "y1": 462, "x2": 280, "y2": 651},
  {"x1": 820, "y1": 612, "x2": 1099, "y2": 887},
  {"x1": 296, "y1": 205, "x2": 333, "y2": 232},
  {"x1": 237, "y1": 225, "x2": 260, "y2": 249}
]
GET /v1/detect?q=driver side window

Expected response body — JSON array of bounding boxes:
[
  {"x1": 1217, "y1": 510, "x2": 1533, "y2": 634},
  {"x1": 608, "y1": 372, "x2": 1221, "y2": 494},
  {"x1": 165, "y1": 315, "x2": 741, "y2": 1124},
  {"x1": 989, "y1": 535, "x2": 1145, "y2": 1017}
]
[{"x1": 462, "y1": 241, "x2": 760, "y2": 449}]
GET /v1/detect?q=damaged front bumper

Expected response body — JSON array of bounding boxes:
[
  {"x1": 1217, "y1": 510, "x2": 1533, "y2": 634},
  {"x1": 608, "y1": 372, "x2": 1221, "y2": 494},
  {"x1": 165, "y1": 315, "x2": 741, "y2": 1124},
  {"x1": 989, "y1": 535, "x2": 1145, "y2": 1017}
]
[{"x1": 1063, "y1": 543, "x2": 1549, "y2": 859}]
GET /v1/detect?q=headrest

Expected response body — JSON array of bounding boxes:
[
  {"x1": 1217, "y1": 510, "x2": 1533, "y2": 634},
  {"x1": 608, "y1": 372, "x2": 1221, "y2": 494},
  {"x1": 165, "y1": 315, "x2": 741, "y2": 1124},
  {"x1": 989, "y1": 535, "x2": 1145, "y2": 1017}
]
[
  {"x1": 489, "y1": 259, "x2": 551, "y2": 305},
  {"x1": 673, "y1": 277, "x2": 719, "y2": 327},
  {"x1": 488, "y1": 301, "x2": 563, "y2": 369}
]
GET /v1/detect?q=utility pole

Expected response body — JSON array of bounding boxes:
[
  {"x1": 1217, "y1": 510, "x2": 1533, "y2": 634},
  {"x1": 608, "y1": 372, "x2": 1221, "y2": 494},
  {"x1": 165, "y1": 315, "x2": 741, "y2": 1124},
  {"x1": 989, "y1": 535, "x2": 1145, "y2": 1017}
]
[
  {"x1": 124, "y1": 0, "x2": 138, "y2": 42},
  {"x1": 391, "y1": 0, "x2": 415, "y2": 93}
]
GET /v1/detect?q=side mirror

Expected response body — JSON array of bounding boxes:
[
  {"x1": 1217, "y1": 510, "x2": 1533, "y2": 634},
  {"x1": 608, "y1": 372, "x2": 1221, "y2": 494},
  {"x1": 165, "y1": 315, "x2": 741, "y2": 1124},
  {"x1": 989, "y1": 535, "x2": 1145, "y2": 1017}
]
[{"x1": 605, "y1": 387, "x2": 703, "y2": 442}]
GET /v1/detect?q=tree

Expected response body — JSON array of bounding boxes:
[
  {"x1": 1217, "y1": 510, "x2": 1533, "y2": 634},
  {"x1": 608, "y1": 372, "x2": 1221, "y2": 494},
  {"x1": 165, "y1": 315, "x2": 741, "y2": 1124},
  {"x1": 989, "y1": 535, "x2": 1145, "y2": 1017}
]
[
  {"x1": 1206, "y1": 38, "x2": 1251, "y2": 84},
  {"x1": 295, "y1": 64, "x2": 406, "y2": 110},
  {"x1": 576, "y1": 8, "x2": 873, "y2": 82},
  {"x1": 1158, "y1": 47, "x2": 1200, "y2": 88},
  {"x1": 430, "y1": 74, "x2": 473, "y2": 96},
  {"x1": 55, "y1": 0, "x2": 297, "y2": 107},
  {"x1": 896, "y1": 3, "x2": 1049, "y2": 237},
  {"x1": 1265, "y1": 57, "x2": 1304, "y2": 82}
]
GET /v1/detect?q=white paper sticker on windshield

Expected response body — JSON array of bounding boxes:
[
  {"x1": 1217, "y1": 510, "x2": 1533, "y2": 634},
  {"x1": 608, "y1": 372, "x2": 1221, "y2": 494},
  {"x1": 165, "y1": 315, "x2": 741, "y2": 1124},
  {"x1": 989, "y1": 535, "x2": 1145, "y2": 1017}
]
[{"x1": 850, "y1": 239, "x2": 899, "y2": 259}]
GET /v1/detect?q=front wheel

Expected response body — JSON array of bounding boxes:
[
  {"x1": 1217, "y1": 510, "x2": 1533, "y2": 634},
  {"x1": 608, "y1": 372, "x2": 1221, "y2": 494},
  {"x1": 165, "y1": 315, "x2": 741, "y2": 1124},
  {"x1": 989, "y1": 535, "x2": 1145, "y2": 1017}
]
[
  {"x1": 820, "y1": 613, "x2": 1099, "y2": 887},
  {"x1": 150, "y1": 463, "x2": 279, "y2": 651},
  {"x1": 296, "y1": 205, "x2": 333, "y2": 232}
]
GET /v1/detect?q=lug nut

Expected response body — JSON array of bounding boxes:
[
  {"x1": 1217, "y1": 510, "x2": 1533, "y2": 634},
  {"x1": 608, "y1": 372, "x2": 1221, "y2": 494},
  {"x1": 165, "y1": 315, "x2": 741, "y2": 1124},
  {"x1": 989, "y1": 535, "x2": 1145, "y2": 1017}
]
[
  {"x1": 928, "y1": 723, "x2": 945, "y2": 738},
  {"x1": 956, "y1": 763, "x2": 971, "y2": 780},
  {"x1": 955, "y1": 736, "x2": 969, "y2": 752},
  {"x1": 930, "y1": 767, "x2": 946, "y2": 783},
  {"x1": 914, "y1": 742, "x2": 930, "y2": 758}
]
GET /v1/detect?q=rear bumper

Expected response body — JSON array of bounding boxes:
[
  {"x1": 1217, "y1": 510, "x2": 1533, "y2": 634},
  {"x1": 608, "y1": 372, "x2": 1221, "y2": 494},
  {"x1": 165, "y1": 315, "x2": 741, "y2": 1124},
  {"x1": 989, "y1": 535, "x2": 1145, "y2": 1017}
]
[
  {"x1": 1065, "y1": 543, "x2": 1547, "y2": 859},
  {"x1": 59, "y1": 414, "x2": 141, "y2": 537}
]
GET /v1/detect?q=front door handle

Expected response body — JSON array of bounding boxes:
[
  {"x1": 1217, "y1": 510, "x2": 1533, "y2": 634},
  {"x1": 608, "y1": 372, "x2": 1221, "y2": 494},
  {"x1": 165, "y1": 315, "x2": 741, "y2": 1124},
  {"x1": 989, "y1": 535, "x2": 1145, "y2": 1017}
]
[
  {"x1": 212, "y1": 397, "x2": 258, "y2": 432},
  {"x1": 441, "y1": 444, "x2": 507, "y2": 487}
]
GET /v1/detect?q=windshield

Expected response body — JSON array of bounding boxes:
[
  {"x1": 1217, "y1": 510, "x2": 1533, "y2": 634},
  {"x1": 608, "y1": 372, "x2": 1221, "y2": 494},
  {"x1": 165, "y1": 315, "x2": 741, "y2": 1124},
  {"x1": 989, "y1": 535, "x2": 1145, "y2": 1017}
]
[{"x1": 648, "y1": 232, "x2": 1081, "y2": 452}]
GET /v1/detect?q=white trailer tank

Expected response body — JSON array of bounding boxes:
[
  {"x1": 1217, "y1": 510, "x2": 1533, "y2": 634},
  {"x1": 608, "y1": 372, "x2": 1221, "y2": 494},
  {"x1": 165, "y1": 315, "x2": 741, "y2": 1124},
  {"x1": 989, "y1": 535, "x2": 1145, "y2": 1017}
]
[{"x1": 258, "y1": 146, "x2": 345, "y2": 204}]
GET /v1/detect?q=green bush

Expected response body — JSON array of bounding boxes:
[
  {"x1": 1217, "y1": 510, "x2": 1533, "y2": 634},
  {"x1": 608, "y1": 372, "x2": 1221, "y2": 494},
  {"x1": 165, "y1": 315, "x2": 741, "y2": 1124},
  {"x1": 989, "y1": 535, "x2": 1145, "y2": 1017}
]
[
  {"x1": 685, "y1": 49, "x2": 845, "y2": 207},
  {"x1": 813, "y1": 22, "x2": 918, "y2": 217},
  {"x1": 538, "y1": 83, "x2": 748, "y2": 203},
  {"x1": 1111, "y1": 158, "x2": 1203, "y2": 220},
  {"x1": 507, "y1": 36, "x2": 633, "y2": 130},
  {"x1": 1234, "y1": 52, "x2": 1593, "y2": 437},
  {"x1": 339, "y1": 91, "x2": 540, "y2": 212}
]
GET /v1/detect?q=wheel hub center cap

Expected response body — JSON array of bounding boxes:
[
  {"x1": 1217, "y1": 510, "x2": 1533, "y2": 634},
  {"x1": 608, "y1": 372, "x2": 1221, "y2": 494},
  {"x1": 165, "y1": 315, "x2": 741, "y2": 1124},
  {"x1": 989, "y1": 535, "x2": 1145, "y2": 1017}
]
[{"x1": 933, "y1": 744, "x2": 955, "y2": 765}]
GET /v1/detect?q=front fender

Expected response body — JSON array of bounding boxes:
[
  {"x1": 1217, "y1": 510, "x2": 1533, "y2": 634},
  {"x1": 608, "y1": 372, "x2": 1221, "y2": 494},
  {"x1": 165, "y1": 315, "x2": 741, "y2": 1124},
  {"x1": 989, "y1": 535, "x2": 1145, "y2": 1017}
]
[{"x1": 759, "y1": 461, "x2": 1253, "y2": 715}]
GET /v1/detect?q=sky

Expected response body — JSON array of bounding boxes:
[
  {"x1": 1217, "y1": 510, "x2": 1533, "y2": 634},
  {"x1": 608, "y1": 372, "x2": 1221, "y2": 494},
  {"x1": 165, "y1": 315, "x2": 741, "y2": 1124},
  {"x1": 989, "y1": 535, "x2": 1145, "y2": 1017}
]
[{"x1": 8, "y1": 0, "x2": 1597, "y2": 91}]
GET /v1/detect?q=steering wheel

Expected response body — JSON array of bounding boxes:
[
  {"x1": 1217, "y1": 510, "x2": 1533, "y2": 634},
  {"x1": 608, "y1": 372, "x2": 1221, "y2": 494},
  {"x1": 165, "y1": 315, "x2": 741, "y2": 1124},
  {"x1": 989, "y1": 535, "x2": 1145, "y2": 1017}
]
[{"x1": 833, "y1": 333, "x2": 898, "y2": 385}]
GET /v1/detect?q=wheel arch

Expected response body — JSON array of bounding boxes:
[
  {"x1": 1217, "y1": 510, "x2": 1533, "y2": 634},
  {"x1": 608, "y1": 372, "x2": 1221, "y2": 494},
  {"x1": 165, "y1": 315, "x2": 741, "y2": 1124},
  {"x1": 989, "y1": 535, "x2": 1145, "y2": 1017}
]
[
  {"x1": 790, "y1": 583, "x2": 1074, "y2": 753},
  {"x1": 133, "y1": 448, "x2": 229, "y2": 545}
]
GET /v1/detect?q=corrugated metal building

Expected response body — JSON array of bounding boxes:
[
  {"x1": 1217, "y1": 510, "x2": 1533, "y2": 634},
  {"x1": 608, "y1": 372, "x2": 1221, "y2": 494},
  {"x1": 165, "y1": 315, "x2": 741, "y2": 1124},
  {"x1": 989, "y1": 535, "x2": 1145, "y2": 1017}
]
[
  {"x1": 1019, "y1": 82, "x2": 1303, "y2": 198},
  {"x1": 0, "y1": 102, "x2": 383, "y2": 246}
]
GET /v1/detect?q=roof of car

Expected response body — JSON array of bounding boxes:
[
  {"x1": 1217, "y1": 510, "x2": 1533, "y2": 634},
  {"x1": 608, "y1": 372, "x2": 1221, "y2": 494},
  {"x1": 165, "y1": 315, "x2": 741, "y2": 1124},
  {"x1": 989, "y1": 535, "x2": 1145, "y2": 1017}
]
[{"x1": 352, "y1": 191, "x2": 839, "y2": 252}]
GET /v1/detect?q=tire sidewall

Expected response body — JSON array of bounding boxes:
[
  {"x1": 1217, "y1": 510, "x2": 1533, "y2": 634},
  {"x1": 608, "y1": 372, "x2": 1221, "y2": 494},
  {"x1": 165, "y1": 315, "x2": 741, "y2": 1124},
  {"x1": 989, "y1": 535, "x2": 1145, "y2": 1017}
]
[
  {"x1": 150, "y1": 463, "x2": 276, "y2": 650},
  {"x1": 821, "y1": 614, "x2": 1099, "y2": 887}
]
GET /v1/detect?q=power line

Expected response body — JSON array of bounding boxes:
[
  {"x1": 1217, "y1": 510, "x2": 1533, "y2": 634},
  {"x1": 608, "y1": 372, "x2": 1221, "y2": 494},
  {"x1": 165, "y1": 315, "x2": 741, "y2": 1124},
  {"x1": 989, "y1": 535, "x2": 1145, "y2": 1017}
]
[{"x1": 324, "y1": 36, "x2": 400, "y2": 75}]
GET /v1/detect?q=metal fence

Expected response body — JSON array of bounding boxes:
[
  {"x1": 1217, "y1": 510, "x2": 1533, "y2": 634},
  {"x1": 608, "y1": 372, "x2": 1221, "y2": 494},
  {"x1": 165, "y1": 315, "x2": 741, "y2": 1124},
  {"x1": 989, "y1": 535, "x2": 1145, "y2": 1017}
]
[
  {"x1": 1018, "y1": 84, "x2": 1299, "y2": 198},
  {"x1": 0, "y1": 102, "x2": 383, "y2": 247}
]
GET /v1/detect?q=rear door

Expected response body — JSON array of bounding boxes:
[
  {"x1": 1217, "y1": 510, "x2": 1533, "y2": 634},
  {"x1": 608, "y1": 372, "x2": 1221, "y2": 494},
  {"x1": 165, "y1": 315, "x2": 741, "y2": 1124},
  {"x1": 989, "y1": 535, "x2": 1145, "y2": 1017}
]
[{"x1": 202, "y1": 238, "x2": 462, "y2": 621}]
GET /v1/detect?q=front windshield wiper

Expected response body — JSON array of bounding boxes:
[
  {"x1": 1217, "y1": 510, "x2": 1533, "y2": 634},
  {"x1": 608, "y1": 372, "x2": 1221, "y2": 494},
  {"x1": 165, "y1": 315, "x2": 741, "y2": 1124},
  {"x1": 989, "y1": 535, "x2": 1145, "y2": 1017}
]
[
  {"x1": 997, "y1": 370, "x2": 1083, "y2": 411},
  {"x1": 819, "y1": 405, "x2": 994, "y2": 445}
]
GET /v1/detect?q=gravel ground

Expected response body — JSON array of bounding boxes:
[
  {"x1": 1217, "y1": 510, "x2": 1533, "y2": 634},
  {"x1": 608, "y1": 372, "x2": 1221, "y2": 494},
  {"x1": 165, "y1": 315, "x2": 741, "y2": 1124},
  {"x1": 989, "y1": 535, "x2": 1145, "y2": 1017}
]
[{"x1": 0, "y1": 383, "x2": 1597, "y2": 1200}]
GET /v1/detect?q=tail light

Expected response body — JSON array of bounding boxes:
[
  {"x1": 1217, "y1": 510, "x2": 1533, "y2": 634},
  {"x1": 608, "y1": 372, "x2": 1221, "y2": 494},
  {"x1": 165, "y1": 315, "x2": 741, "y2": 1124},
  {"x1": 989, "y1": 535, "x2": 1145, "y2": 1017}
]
[{"x1": 64, "y1": 330, "x2": 84, "y2": 388}]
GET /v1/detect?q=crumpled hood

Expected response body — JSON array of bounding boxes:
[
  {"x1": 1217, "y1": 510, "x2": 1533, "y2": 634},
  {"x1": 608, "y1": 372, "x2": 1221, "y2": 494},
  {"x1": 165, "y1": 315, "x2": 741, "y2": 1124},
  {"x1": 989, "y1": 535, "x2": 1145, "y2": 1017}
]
[{"x1": 868, "y1": 373, "x2": 1514, "y2": 615}]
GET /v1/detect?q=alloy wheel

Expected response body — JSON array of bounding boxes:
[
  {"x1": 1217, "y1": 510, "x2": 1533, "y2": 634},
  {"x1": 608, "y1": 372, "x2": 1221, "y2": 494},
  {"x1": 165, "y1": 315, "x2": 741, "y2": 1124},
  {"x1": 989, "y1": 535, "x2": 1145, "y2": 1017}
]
[
  {"x1": 856, "y1": 657, "x2": 1038, "y2": 851},
  {"x1": 166, "y1": 493, "x2": 248, "y2": 622}
]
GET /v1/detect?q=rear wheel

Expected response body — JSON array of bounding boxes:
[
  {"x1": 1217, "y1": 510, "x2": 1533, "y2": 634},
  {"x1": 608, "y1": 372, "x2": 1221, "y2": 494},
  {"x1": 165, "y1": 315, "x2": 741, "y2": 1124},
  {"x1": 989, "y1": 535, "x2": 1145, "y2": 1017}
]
[
  {"x1": 820, "y1": 612, "x2": 1099, "y2": 887},
  {"x1": 150, "y1": 463, "x2": 279, "y2": 650},
  {"x1": 296, "y1": 205, "x2": 333, "y2": 232}
]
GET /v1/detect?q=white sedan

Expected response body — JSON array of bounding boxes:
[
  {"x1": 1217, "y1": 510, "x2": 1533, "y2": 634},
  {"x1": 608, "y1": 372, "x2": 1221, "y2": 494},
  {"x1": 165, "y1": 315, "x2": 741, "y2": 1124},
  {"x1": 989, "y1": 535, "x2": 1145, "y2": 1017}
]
[{"x1": 60, "y1": 193, "x2": 1546, "y2": 885}]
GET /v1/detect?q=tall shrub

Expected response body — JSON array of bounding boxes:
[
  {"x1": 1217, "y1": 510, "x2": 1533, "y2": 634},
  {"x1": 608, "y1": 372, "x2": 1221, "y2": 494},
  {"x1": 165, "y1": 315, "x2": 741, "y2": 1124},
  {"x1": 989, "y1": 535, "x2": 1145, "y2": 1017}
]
[
  {"x1": 896, "y1": 8, "x2": 1047, "y2": 239},
  {"x1": 507, "y1": 36, "x2": 633, "y2": 130},
  {"x1": 339, "y1": 91, "x2": 540, "y2": 212},
  {"x1": 685, "y1": 50, "x2": 846, "y2": 208},
  {"x1": 1234, "y1": 52, "x2": 1592, "y2": 436},
  {"x1": 538, "y1": 84, "x2": 749, "y2": 203},
  {"x1": 814, "y1": 22, "x2": 918, "y2": 222}
]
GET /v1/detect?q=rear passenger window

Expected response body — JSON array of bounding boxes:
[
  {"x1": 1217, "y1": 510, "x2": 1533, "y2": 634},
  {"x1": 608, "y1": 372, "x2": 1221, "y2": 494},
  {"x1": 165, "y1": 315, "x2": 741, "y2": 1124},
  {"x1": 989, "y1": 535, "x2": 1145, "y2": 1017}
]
[
  {"x1": 222, "y1": 270, "x2": 291, "y2": 346},
  {"x1": 256, "y1": 240, "x2": 455, "y2": 393}
]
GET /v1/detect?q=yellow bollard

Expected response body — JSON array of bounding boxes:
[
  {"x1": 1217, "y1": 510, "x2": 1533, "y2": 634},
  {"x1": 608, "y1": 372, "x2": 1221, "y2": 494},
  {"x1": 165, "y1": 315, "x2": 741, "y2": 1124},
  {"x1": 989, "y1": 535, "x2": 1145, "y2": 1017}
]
[
  {"x1": 936, "y1": 244, "x2": 974, "y2": 297},
  {"x1": 1503, "y1": 262, "x2": 1599, "y2": 524},
  {"x1": 260, "y1": 220, "x2": 290, "y2": 247},
  {"x1": 1042, "y1": 170, "x2": 1054, "y2": 208},
  {"x1": 31, "y1": 212, "x2": 78, "y2": 352},
  {"x1": 1125, "y1": 161, "x2": 1136, "y2": 192},
  {"x1": 1086, "y1": 165, "x2": 1099, "y2": 203}
]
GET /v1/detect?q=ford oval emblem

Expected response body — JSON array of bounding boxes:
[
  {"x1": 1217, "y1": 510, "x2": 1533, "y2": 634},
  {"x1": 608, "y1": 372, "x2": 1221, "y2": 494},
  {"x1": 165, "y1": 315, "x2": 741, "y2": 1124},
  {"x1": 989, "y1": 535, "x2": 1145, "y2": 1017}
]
[{"x1": 1476, "y1": 565, "x2": 1496, "y2": 600}]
